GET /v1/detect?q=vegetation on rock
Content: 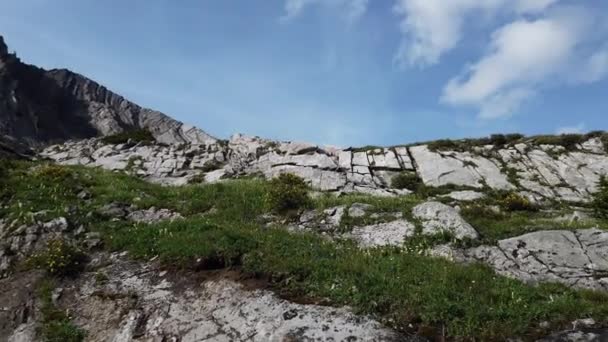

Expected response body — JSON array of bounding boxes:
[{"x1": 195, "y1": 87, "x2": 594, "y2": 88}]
[
  {"x1": 2, "y1": 161, "x2": 608, "y2": 339},
  {"x1": 499, "y1": 192, "x2": 537, "y2": 212},
  {"x1": 27, "y1": 239, "x2": 87, "y2": 277},
  {"x1": 391, "y1": 172, "x2": 423, "y2": 191},
  {"x1": 37, "y1": 279, "x2": 86, "y2": 342},
  {"x1": 593, "y1": 176, "x2": 608, "y2": 219},
  {"x1": 267, "y1": 173, "x2": 311, "y2": 214},
  {"x1": 100, "y1": 129, "x2": 155, "y2": 145}
]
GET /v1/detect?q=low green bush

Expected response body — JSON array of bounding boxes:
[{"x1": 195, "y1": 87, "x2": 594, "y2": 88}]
[
  {"x1": 592, "y1": 176, "x2": 608, "y2": 219},
  {"x1": 532, "y1": 134, "x2": 584, "y2": 150},
  {"x1": 499, "y1": 192, "x2": 537, "y2": 212},
  {"x1": 101, "y1": 129, "x2": 155, "y2": 145},
  {"x1": 268, "y1": 173, "x2": 311, "y2": 213},
  {"x1": 489, "y1": 133, "x2": 524, "y2": 146},
  {"x1": 391, "y1": 172, "x2": 423, "y2": 191}
]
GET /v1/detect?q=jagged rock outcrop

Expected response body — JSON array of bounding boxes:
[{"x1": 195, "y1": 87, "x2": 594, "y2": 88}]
[
  {"x1": 0, "y1": 35, "x2": 216, "y2": 147},
  {"x1": 40, "y1": 133, "x2": 608, "y2": 201}
]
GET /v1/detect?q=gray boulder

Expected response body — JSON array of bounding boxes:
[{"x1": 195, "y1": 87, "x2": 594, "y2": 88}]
[
  {"x1": 412, "y1": 202, "x2": 478, "y2": 240},
  {"x1": 348, "y1": 220, "x2": 416, "y2": 248}
]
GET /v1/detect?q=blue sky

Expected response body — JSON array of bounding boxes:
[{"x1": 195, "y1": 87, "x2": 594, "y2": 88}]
[{"x1": 1, "y1": 0, "x2": 607, "y2": 147}]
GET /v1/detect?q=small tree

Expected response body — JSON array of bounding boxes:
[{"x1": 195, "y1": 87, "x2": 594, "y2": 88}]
[
  {"x1": 593, "y1": 176, "x2": 608, "y2": 219},
  {"x1": 268, "y1": 173, "x2": 311, "y2": 214}
]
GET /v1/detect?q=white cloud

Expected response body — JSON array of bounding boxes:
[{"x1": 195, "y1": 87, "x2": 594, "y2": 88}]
[
  {"x1": 442, "y1": 7, "x2": 597, "y2": 119},
  {"x1": 282, "y1": 0, "x2": 368, "y2": 22},
  {"x1": 577, "y1": 46, "x2": 608, "y2": 83},
  {"x1": 557, "y1": 123, "x2": 585, "y2": 135},
  {"x1": 392, "y1": 0, "x2": 561, "y2": 68}
]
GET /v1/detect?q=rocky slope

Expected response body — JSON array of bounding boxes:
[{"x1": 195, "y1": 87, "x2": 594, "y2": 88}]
[
  {"x1": 3, "y1": 33, "x2": 608, "y2": 342},
  {"x1": 0, "y1": 36, "x2": 216, "y2": 147},
  {"x1": 41, "y1": 133, "x2": 608, "y2": 204}
]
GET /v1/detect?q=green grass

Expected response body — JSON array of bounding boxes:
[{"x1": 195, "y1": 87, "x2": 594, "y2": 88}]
[
  {"x1": 2, "y1": 161, "x2": 608, "y2": 339},
  {"x1": 461, "y1": 204, "x2": 607, "y2": 243},
  {"x1": 100, "y1": 217, "x2": 608, "y2": 339}
]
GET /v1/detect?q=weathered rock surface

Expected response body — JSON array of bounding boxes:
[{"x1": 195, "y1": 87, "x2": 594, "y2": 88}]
[
  {"x1": 57, "y1": 254, "x2": 405, "y2": 342},
  {"x1": 348, "y1": 220, "x2": 416, "y2": 247},
  {"x1": 443, "y1": 190, "x2": 485, "y2": 201},
  {"x1": 348, "y1": 203, "x2": 374, "y2": 218},
  {"x1": 460, "y1": 229, "x2": 608, "y2": 291},
  {"x1": 0, "y1": 216, "x2": 76, "y2": 277},
  {"x1": 126, "y1": 207, "x2": 183, "y2": 224},
  {"x1": 412, "y1": 202, "x2": 479, "y2": 240}
]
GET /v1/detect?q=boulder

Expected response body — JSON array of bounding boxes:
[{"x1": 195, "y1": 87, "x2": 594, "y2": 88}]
[
  {"x1": 348, "y1": 220, "x2": 416, "y2": 248},
  {"x1": 464, "y1": 229, "x2": 608, "y2": 291},
  {"x1": 412, "y1": 202, "x2": 478, "y2": 240}
]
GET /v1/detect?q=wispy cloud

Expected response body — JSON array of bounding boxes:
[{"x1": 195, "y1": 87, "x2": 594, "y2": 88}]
[
  {"x1": 441, "y1": 6, "x2": 608, "y2": 119},
  {"x1": 281, "y1": 0, "x2": 369, "y2": 23},
  {"x1": 391, "y1": 0, "x2": 560, "y2": 68}
]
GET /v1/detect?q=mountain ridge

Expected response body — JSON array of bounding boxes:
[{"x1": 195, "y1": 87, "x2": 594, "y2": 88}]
[{"x1": 0, "y1": 35, "x2": 216, "y2": 148}]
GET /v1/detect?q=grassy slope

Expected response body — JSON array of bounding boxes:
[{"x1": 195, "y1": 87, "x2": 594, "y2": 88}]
[{"x1": 2, "y1": 161, "x2": 608, "y2": 340}]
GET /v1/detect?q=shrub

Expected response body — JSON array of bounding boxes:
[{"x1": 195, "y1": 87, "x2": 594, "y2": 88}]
[
  {"x1": 533, "y1": 134, "x2": 584, "y2": 150},
  {"x1": 268, "y1": 173, "x2": 311, "y2": 213},
  {"x1": 101, "y1": 129, "x2": 155, "y2": 145},
  {"x1": 34, "y1": 164, "x2": 74, "y2": 182},
  {"x1": 28, "y1": 239, "x2": 87, "y2": 277},
  {"x1": 499, "y1": 193, "x2": 537, "y2": 212},
  {"x1": 188, "y1": 173, "x2": 206, "y2": 184},
  {"x1": 391, "y1": 172, "x2": 423, "y2": 191},
  {"x1": 489, "y1": 133, "x2": 524, "y2": 146},
  {"x1": 427, "y1": 139, "x2": 460, "y2": 151},
  {"x1": 592, "y1": 176, "x2": 608, "y2": 219}
]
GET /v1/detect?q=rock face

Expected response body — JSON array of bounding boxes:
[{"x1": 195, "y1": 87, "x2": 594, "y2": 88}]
[
  {"x1": 0, "y1": 35, "x2": 216, "y2": 147},
  {"x1": 412, "y1": 202, "x2": 479, "y2": 240},
  {"x1": 41, "y1": 133, "x2": 608, "y2": 202},
  {"x1": 460, "y1": 229, "x2": 608, "y2": 291},
  {"x1": 57, "y1": 254, "x2": 405, "y2": 342},
  {"x1": 348, "y1": 220, "x2": 417, "y2": 247}
]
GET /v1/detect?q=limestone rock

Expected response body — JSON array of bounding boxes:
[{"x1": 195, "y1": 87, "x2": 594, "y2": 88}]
[
  {"x1": 348, "y1": 203, "x2": 373, "y2": 218},
  {"x1": 464, "y1": 229, "x2": 608, "y2": 291},
  {"x1": 126, "y1": 207, "x2": 183, "y2": 224},
  {"x1": 61, "y1": 255, "x2": 405, "y2": 342},
  {"x1": 412, "y1": 202, "x2": 478, "y2": 240},
  {"x1": 348, "y1": 220, "x2": 416, "y2": 247},
  {"x1": 443, "y1": 190, "x2": 485, "y2": 201}
]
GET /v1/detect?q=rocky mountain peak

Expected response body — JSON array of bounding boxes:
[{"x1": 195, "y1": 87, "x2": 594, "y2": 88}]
[
  {"x1": 0, "y1": 35, "x2": 217, "y2": 148},
  {"x1": 0, "y1": 35, "x2": 7, "y2": 56}
]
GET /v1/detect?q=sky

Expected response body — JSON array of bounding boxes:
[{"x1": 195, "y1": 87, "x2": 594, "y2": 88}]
[{"x1": 1, "y1": 0, "x2": 607, "y2": 147}]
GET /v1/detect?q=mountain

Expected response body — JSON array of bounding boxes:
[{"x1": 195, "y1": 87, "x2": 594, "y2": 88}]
[{"x1": 0, "y1": 35, "x2": 216, "y2": 148}]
